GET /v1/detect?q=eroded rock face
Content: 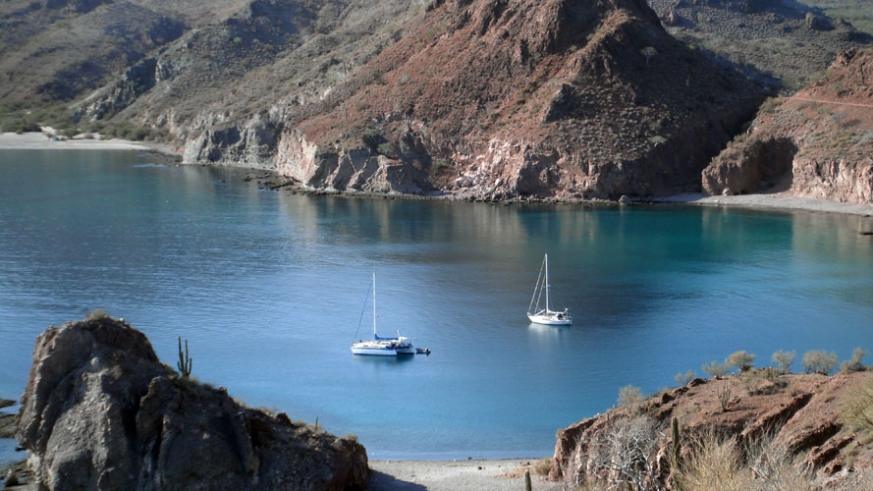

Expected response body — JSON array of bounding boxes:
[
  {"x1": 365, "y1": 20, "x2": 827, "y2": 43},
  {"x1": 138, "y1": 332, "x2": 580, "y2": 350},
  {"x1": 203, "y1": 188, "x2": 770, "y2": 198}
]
[
  {"x1": 703, "y1": 48, "x2": 873, "y2": 204},
  {"x1": 16, "y1": 315, "x2": 368, "y2": 491}
]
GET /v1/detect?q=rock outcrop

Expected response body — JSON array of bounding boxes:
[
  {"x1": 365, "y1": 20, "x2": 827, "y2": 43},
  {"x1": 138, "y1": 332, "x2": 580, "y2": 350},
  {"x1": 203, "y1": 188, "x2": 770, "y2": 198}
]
[
  {"x1": 15, "y1": 314, "x2": 368, "y2": 491},
  {"x1": 550, "y1": 371, "x2": 873, "y2": 490},
  {"x1": 703, "y1": 48, "x2": 873, "y2": 203}
]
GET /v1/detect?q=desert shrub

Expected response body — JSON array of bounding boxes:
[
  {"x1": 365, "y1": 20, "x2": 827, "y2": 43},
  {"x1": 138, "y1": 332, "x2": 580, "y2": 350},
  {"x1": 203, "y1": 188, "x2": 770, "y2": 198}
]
[
  {"x1": 376, "y1": 142, "x2": 398, "y2": 159},
  {"x1": 840, "y1": 373, "x2": 873, "y2": 431},
  {"x1": 758, "y1": 96, "x2": 783, "y2": 114},
  {"x1": 803, "y1": 350, "x2": 838, "y2": 374},
  {"x1": 675, "y1": 431, "x2": 745, "y2": 491},
  {"x1": 702, "y1": 360, "x2": 729, "y2": 378},
  {"x1": 361, "y1": 127, "x2": 385, "y2": 150},
  {"x1": 676, "y1": 432, "x2": 811, "y2": 491},
  {"x1": 772, "y1": 350, "x2": 796, "y2": 374},
  {"x1": 86, "y1": 308, "x2": 109, "y2": 320},
  {"x1": 534, "y1": 457, "x2": 552, "y2": 476},
  {"x1": 726, "y1": 351, "x2": 756, "y2": 373},
  {"x1": 841, "y1": 347, "x2": 868, "y2": 373},
  {"x1": 675, "y1": 370, "x2": 697, "y2": 385},
  {"x1": 617, "y1": 384, "x2": 644, "y2": 407},
  {"x1": 745, "y1": 434, "x2": 813, "y2": 491},
  {"x1": 591, "y1": 416, "x2": 662, "y2": 491}
]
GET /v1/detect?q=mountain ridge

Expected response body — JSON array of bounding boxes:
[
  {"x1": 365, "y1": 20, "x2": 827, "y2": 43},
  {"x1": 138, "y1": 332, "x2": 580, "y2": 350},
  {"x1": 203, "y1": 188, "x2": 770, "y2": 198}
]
[{"x1": 1, "y1": 0, "x2": 872, "y2": 203}]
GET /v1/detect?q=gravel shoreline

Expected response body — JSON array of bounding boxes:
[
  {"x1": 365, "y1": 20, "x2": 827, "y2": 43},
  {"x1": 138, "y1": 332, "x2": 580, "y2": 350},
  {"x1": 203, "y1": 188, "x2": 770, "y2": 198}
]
[{"x1": 367, "y1": 458, "x2": 567, "y2": 491}]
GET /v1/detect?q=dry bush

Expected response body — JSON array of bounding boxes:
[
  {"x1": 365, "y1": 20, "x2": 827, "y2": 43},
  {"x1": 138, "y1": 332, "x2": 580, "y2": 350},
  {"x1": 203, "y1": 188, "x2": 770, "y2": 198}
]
[
  {"x1": 675, "y1": 370, "x2": 697, "y2": 385},
  {"x1": 675, "y1": 431, "x2": 746, "y2": 491},
  {"x1": 803, "y1": 350, "x2": 838, "y2": 374},
  {"x1": 702, "y1": 360, "x2": 730, "y2": 378},
  {"x1": 727, "y1": 350, "x2": 756, "y2": 373},
  {"x1": 840, "y1": 373, "x2": 873, "y2": 431},
  {"x1": 617, "y1": 384, "x2": 644, "y2": 407},
  {"x1": 772, "y1": 349, "x2": 796, "y2": 374},
  {"x1": 841, "y1": 347, "x2": 868, "y2": 374},
  {"x1": 676, "y1": 432, "x2": 811, "y2": 491},
  {"x1": 745, "y1": 434, "x2": 812, "y2": 491},
  {"x1": 591, "y1": 415, "x2": 665, "y2": 491}
]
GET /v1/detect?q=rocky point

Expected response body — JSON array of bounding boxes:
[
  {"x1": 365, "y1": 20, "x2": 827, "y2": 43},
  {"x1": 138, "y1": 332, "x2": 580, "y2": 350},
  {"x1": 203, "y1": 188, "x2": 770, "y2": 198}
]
[{"x1": 13, "y1": 314, "x2": 368, "y2": 491}]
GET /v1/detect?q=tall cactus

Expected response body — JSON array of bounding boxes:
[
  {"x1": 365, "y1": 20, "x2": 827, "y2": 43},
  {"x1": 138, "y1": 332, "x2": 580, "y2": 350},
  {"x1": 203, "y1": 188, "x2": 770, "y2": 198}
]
[
  {"x1": 524, "y1": 469, "x2": 532, "y2": 491},
  {"x1": 671, "y1": 416, "x2": 681, "y2": 466},
  {"x1": 177, "y1": 336, "x2": 193, "y2": 378}
]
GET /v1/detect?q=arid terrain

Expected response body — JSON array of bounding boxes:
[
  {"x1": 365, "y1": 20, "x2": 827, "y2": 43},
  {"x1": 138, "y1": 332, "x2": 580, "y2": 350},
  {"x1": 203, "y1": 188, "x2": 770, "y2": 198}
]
[{"x1": 1, "y1": 0, "x2": 872, "y2": 204}]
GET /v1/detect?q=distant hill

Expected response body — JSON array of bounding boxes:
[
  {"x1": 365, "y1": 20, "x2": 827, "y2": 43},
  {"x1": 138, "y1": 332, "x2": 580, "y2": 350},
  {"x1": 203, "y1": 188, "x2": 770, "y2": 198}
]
[
  {"x1": 0, "y1": 0, "x2": 871, "y2": 202},
  {"x1": 647, "y1": 0, "x2": 873, "y2": 91}
]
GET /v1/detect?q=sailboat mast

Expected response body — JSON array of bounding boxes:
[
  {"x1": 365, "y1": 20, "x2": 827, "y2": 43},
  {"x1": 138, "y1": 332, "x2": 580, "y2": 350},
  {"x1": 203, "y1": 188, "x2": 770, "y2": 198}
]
[
  {"x1": 545, "y1": 253, "x2": 550, "y2": 313},
  {"x1": 372, "y1": 271, "x2": 377, "y2": 337}
]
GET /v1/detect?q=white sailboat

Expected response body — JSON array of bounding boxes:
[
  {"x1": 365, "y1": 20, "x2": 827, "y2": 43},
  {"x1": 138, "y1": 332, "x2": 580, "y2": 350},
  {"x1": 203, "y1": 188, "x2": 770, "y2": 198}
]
[
  {"x1": 350, "y1": 272, "x2": 416, "y2": 356},
  {"x1": 527, "y1": 253, "x2": 572, "y2": 326}
]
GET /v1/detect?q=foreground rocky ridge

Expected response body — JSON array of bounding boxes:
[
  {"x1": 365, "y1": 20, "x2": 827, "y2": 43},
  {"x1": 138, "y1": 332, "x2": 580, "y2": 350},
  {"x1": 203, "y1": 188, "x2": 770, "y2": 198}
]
[
  {"x1": 12, "y1": 315, "x2": 367, "y2": 491},
  {"x1": 703, "y1": 47, "x2": 873, "y2": 204},
  {"x1": 550, "y1": 370, "x2": 873, "y2": 490}
]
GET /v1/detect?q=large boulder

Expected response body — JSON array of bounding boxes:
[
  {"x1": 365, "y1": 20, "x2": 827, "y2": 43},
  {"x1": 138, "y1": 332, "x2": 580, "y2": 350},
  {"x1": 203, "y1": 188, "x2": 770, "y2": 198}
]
[{"x1": 16, "y1": 314, "x2": 368, "y2": 491}]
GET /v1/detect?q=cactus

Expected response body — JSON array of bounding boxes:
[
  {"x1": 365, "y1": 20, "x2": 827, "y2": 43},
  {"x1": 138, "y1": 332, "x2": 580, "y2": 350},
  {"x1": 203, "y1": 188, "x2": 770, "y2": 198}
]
[
  {"x1": 524, "y1": 469, "x2": 532, "y2": 491},
  {"x1": 671, "y1": 416, "x2": 681, "y2": 466},
  {"x1": 177, "y1": 336, "x2": 193, "y2": 378}
]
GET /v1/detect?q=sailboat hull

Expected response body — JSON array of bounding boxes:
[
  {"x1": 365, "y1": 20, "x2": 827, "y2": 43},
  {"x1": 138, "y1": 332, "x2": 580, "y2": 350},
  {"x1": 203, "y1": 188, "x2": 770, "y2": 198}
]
[
  {"x1": 527, "y1": 310, "x2": 572, "y2": 326},
  {"x1": 350, "y1": 343, "x2": 400, "y2": 356},
  {"x1": 350, "y1": 338, "x2": 416, "y2": 356}
]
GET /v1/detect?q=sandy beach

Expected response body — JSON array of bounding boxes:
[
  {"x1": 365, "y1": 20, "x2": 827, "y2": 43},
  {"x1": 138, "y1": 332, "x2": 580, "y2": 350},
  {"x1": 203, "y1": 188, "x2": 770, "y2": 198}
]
[
  {"x1": 652, "y1": 192, "x2": 873, "y2": 217},
  {"x1": 366, "y1": 458, "x2": 567, "y2": 491},
  {"x1": 0, "y1": 131, "x2": 171, "y2": 153}
]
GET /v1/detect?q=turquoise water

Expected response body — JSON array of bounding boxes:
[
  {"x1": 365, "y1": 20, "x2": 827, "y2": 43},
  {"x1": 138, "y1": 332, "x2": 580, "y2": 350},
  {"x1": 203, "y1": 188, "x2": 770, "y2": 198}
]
[{"x1": 1, "y1": 149, "x2": 872, "y2": 461}]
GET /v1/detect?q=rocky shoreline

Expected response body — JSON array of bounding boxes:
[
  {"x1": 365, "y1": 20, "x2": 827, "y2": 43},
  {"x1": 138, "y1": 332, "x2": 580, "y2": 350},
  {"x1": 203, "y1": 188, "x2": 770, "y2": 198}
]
[{"x1": 4, "y1": 131, "x2": 873, "y2": 219}]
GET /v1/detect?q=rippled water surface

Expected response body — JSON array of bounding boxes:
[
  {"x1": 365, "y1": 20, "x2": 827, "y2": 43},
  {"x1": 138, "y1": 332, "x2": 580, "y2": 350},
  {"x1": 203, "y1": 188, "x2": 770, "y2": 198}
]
[{"x1": 2, "y1": 149, "x2": 873, "y2": 460}]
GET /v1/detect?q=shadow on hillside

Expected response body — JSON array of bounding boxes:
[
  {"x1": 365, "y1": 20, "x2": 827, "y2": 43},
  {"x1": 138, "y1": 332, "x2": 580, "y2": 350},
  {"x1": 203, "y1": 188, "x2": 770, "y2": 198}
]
[{"x1": 366, "y1": 470, "x2": 427, "y2": 491}]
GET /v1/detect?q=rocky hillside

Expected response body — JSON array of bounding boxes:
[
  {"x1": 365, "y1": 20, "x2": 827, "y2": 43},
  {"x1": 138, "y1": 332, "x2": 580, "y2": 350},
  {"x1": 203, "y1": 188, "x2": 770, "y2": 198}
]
[
  {"x1": 196, "y1": 0, "x2": 769, "y2": 200},
  {"x1": 647, "y1": 0, "x2": 873, "y2": 91},
  {"x1": 11, "y1": 314, "x2": 368, "y2": 491},
  {"x1": 703, "y1": 47, "x2": 873, "y2": 204},
  {"x1": 2, "y1": 0, "x2": 872, "y2": 202},
  {"x1": 550, "y1": 369, "x2": 873, "y2": 490}
]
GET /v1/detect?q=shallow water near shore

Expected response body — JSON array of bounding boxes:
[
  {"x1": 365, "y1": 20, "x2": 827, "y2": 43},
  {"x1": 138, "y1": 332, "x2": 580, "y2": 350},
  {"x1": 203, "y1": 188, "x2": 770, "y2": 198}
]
[{"x1": 1, "y1": 149, "x2": 873, "y2": 462}]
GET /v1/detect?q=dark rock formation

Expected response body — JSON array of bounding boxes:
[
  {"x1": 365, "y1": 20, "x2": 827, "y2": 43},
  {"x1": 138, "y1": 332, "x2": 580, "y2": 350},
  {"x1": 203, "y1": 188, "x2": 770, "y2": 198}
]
[
  {"x1": 703, "y1": 47, "x2": 873, "y2": 203},
  {"x1": 15, "y1": 314, "x2": 368, "y2": 491}
]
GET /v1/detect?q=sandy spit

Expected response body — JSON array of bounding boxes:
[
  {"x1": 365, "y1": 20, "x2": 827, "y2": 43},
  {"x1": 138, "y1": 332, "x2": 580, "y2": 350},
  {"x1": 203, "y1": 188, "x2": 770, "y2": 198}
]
[
  {"x1": 651, "y1": 192, "x2": 873, "y2": 217},
  {"x1": 366, "y1": 459, "x2": 568, "y2": 491},
  {"x1": 0, "y1": 132, "x2": 173, "y2": 153}
]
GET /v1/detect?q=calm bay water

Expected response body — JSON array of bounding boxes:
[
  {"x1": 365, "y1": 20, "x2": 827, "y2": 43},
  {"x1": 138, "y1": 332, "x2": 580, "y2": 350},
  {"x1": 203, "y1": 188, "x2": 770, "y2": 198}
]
[{"x1": 1, "y1": 149, "x2": 873, "y2": 461}]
